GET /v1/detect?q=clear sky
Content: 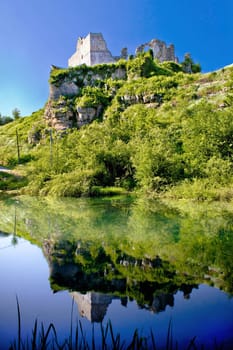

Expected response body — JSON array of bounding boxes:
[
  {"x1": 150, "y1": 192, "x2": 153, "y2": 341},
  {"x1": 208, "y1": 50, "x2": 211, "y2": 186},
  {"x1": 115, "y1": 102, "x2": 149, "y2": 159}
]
[{"x1": 0, "y1": 0, "x2": 232, "y2": 117}]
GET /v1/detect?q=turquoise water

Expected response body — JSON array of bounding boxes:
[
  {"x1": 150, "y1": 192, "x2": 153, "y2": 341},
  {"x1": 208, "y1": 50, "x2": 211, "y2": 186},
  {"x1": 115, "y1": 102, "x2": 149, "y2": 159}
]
[{"x1": 0, "y1": 196, "x2": 233, "y2": 349}]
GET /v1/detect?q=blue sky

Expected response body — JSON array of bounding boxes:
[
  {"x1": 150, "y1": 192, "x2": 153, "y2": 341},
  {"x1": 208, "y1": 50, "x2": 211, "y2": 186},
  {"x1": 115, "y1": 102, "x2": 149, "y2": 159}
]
[{"x1": 0, "y1": 0, "x2": 232, "y2": 117}]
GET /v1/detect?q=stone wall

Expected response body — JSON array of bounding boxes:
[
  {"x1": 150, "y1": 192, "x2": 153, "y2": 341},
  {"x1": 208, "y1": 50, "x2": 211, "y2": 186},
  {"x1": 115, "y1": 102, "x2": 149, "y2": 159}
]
[
  {"x1": 68, "y1": 33, "x2": 178, "y2": 67},
  {"x1": 68, "y1": 33, "x2": 115, "y2": 67},
  {"x1": 70, "y1": 292, "x2": 113, "y2": 322},
  {"x1": 136, "y1": 38, "x2": 178, "y2": 63}
]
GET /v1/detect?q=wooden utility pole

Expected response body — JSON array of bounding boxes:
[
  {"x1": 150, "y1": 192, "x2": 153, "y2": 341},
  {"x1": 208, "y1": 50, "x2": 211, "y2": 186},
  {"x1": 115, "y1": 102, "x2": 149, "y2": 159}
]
[
  {"x1": 16, "y1": 129, "x2": 20, "y2": 163},
  {"x1": 49, "y1": 129, "x2": 53, "y2": 167}
]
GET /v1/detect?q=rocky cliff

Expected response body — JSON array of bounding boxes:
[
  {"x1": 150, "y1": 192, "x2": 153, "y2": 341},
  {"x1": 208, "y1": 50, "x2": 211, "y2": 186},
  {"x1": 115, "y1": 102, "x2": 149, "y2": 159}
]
[
  {"x1": 44, "y1": 50, "x2": 202, "y2": 131},
  {"x1": 44, "y1": 63, "x2": 127, "y2": 130}
]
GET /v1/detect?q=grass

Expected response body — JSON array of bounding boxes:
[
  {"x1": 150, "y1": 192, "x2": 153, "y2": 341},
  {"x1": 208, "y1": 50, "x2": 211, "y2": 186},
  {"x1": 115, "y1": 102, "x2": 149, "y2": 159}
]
[
  {"x1": 164, "y1": 178, "x2": 233, "y2": 202},
  {"x1": 90, "y1": 186, "x2": 129, "y2": 197},
  {"x1": 8, "y1": 298, "x2": 229, "y2": 350},
  {"x1": 0, "y1": 171, "x2": 27, "y2": 194}
]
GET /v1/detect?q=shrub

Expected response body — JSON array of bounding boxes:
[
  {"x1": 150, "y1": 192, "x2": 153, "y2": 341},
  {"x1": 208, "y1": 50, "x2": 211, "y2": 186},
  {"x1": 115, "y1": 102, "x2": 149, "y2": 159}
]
[{"x1": 75, "y1": 86, "x2": 111, "y2": 108}]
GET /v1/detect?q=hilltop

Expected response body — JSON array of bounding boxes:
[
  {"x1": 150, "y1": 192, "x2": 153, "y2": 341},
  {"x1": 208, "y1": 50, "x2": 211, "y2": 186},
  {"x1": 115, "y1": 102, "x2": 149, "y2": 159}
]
[{"x1": 0, "y1": 52, "x2": 233, "y2": 199}]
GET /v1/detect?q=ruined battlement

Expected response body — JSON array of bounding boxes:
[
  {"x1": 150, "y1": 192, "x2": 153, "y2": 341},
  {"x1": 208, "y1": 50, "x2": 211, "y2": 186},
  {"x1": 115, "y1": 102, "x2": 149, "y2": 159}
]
[
  {"x1": 68, "y1": 33, "x2": 178, "y2": 67},
  {"x1": 135, "y1": 38, "x2": 178, "y2": 63},
  {"x1": 68, "y1": 33, "x2": 115, "y2": 67}
]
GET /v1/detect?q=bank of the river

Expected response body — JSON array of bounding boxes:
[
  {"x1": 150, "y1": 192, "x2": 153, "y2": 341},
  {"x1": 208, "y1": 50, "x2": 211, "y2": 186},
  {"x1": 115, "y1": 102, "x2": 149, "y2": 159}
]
[
  {"x1": 0, "y1": 166, "x2": 27, "y2": 197},
  {"x1": 1, "y1": 165, "x2": 233, "y2": 204}
]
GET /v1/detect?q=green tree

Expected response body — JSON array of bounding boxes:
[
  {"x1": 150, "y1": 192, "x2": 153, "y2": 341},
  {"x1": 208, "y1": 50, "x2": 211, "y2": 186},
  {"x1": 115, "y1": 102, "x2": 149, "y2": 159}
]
[
  {"x1": 181, "y1": 53, "x2": 201, "y2": 74},
  {"x1": 12, "y1": 107, "x2": 21, "y2": 120},
  {"x1": 0, "y1": 113, "x2": 13, "y2": 125}
]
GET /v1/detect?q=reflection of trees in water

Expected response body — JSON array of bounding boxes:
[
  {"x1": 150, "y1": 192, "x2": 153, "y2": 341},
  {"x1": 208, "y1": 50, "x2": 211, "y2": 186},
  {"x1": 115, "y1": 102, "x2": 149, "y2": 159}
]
[
  {"x1": 68, "y1": 284, "x2": 197, "y2": 323},
  {"x1": 1, "y1": 196, "x2": 233, "y2": 295},
  {"x1": 43, "y1": 239, "x2": 198, "y2": 317},
  {"x1": 70, "y1": 290, "x2": 176, "y2": 323},
  {"x1": 11, "y1": 234, "x2": 18, "y2": 246}
]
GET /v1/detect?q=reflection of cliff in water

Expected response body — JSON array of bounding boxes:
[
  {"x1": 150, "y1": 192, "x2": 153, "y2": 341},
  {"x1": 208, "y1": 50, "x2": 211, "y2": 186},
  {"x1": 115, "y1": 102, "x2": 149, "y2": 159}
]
[{"x1": 43, "y1": 239, "x2": 197, "y2": 319}]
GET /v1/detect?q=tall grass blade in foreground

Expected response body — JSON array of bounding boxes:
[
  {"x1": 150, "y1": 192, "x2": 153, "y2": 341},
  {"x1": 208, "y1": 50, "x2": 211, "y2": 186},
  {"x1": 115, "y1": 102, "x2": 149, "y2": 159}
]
[
  {"x1": 40, "y1": 322, "x2": 57, "y2": 350},
  {"x1": 166, "y1": 319, "x2": 173, "y2": 350},
  {"x1": 31, "y1": 319, "x2": 38, "y2": 350},
  {"x1": 91, "y1": 323, "x2": 96, "y2": 350},
  {"x1": 150, "y1": 329, "x2": 157, "y2": 350},
  {"x1": 9, "y1": 298, "x2": 230, "y2": 350},
  {"x1": 186, "y1": 336, "x2": 197, "y2": 350},
  {"x1": 68, "y1": 297, "x2": 75, "y2": 349},
  {"x1": 16, "y1": 296, "x2": 21, "y2": 350},
  {"x1": 108, "y1": 321, "x2": 123, "y2": 350}
]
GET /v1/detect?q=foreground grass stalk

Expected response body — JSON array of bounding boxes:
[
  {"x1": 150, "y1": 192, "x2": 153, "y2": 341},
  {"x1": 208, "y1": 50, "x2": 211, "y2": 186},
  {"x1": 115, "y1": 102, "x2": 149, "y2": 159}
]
[
  {"x1": 9, "y1": 299, "x2": 228, "y2": 350},
  {"x1": 16, "y1": 296, "x2": 21, "y2": 350}
]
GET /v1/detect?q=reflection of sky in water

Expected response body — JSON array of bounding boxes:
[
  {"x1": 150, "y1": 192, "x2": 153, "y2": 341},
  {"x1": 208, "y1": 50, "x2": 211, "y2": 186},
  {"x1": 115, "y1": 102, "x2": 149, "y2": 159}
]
[
  {"x1": 0, "y1": 235, "x2": 76, "y2": 348},
  {"x1": 0, "y1": 235, "x2": 233, "y2": 349},
  {"x1": 106, "y1": 287, "x2": 233, "y2": 348}
]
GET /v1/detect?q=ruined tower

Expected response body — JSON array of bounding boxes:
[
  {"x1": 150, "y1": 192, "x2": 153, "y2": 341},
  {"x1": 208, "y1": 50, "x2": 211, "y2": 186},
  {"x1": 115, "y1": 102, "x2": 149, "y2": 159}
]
[
  {"x1": 136, "y1": 38, "x2": 178, "y2": 63},
  {"x1": 68, "y1": 33, "x2": 115, "y2": 67}
]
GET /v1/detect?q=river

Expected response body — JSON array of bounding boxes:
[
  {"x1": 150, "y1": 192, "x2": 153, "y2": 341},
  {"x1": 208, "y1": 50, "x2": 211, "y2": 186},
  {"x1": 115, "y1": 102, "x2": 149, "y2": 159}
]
[{"x1": 0, "y1": 195, "x2": 232, "y2": 349}]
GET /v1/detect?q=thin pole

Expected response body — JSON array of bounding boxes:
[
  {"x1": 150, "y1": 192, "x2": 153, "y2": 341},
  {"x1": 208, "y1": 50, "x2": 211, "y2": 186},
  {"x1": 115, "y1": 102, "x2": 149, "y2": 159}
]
[
  {"x1": 49, "y1": 129, "x2": 53, "y2": 167},
  {"x1": 16, "y1": 129, "x2": 20, "y2": 163}
]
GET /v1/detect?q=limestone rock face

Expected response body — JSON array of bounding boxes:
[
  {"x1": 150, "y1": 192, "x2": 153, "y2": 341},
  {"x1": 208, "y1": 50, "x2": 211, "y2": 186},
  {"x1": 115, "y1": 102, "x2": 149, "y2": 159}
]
[
  {"x1": 81, "y1": 67, "x2": 126, "y2": 86},
  {"x1": 44, "y1": 66, "x2": 126, "y2": 131},
  {"x1": 76, "y1": 105, "x2": 103, "y2": 127},
  {"x1": 111, "y1": 67, "x2": 127, "y2": 80},
  {"x1": 50, "y1": 81, "x2": 80, "y2": 100},
  {"x1": 44, "y1": 34, "x2": 180, "y2": 131},
  {"x1": 44, "y1": 99, "x2": 75, "y2": 131},
  {"x1": 28, "y1": 129, "x2": 42, "y2": 145},
  {"x1": 120, "y1": 92, "x2": 163, "y2": 107}
]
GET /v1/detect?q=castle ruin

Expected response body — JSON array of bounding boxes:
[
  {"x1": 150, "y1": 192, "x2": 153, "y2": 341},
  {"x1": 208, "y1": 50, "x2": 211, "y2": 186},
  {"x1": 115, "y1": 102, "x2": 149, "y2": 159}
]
[
  {"x1": 68, "y1": 33, "x2": 178, "y2": 67},
  {"x1": 70, "y1": 291, "x2": 113, "y2": 322},
  {"x1": 68, "y1": 33, "x2": 116, "y2": 67},
  {"x1": 135, "y1": 38, "x2": 179, "y2": 63}
]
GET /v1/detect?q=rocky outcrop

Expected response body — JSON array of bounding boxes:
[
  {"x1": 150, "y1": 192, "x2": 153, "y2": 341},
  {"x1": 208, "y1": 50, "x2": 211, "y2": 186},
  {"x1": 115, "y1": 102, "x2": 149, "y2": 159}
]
[
  {"x1": 49, "y1": 81, "x2": 80, "y2": 100},
  {"x1": 44, "y1": 65, "x2": 126, "y2": 130},
  {"x1": 44, "y1": 99, "x2": 76, "y2": 130},
  {"x1": 119, "y1": 92, "x2": 163, "y2": 107},
  {"x1": 44, "y1": 35, "x2": 180, "y2": 131},
  {"x1": 76, "y1": 105, "x2": 103, "y2": 127}
]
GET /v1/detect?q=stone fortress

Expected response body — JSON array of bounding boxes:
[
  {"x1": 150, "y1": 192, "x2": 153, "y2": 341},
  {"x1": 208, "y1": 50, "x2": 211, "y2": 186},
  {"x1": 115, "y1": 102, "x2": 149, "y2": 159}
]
[
  {"x1": 136, "y1": 39, "x2": 178, "y2": 63},
  {"x1": 68, "y1": 32, "x2": 178, "y2": 67},
  {"x1": 45, "y1": 33, "x2": 180, "y2": 131},
  {"x1": 68, "y1": 33, "x2": 116, "y2": 67}
]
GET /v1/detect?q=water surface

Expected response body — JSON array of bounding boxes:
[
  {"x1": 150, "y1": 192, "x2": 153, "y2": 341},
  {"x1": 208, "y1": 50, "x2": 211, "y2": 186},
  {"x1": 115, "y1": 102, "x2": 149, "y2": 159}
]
[{"x1": 0, "y1": 196, "x2": 233, "y2": 349}]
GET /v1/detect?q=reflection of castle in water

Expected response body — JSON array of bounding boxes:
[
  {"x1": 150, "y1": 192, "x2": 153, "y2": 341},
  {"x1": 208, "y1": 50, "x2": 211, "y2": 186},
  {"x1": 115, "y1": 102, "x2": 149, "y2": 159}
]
[
  {"x1": 70, "y1": 290, "x2": 177, "y2": 323},
  {"x1": 43, "y1": 239, "x2": 198, "y2": 322},
  {"x1": 71, "y1": 292, "x2": 113, "y2": 322}
]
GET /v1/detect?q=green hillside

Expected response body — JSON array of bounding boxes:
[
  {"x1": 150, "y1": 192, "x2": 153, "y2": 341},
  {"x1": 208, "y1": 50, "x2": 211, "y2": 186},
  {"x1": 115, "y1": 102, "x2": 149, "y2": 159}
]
[{"x1": 1, "y1": 54, "x2": 233, "y2": 200}]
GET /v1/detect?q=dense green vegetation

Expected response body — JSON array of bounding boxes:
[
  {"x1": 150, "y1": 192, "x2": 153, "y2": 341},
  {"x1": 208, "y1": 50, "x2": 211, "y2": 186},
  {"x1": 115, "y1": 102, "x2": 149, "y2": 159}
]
[
  {"x1": 0, "y1": 54, "x2": 233, "y2": 200},
  {"x1": 0, "y1": 114, "x2": 13, "y2": 125},
  {"x1": 0, "y1": 171, "x2": 27, "y2": 192}
]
